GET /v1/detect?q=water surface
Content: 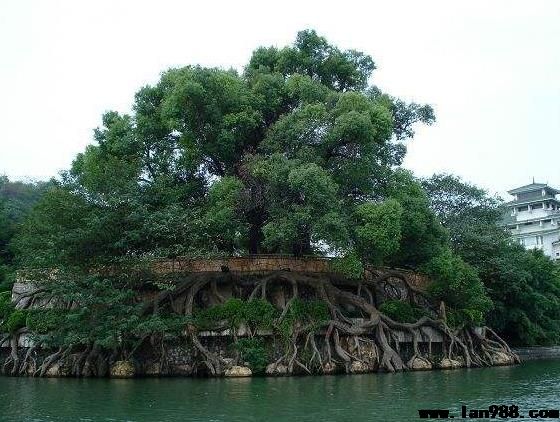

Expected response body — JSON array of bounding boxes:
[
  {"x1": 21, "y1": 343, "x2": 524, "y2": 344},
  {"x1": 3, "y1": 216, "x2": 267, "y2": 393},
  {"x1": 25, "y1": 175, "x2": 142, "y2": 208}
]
[{"x1": 1, "y1": 360, "x2": 559, "y2": 421}]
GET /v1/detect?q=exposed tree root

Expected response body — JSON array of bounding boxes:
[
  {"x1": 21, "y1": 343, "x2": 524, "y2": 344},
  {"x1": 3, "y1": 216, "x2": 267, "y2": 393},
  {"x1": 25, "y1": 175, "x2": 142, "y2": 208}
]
[{"x1": 2, "y1": 269, "x2": 519, "y2": 377}]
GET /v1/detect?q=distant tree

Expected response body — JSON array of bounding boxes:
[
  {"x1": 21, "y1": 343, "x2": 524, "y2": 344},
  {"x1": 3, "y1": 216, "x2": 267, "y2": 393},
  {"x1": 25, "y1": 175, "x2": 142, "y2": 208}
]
[
  {"x1": 0, "y1": 176, "x2": 50, "y2": 290},
  {"x1": 486, "y1": 247, "x2": 560, "y2": 345},
  {"x1": 422, "y1": 174, "x2": 507, "y2": 260},
  {"x1": 423, "y1": 174, "x2": 560, "y2": 345}
]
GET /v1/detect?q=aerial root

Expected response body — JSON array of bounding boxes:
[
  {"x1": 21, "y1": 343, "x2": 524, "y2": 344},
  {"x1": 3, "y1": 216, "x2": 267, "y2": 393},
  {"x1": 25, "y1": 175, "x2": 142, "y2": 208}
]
[
  {"x1": 3, "y1": 270, "x2": 518, "y2": 377},
  {"x1": 191, "y1": 333, "x2": 228, "y2": 376}
]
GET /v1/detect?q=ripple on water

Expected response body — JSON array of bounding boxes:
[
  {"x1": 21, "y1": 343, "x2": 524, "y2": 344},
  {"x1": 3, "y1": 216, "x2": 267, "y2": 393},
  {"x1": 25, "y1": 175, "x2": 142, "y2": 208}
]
[{"x1": 0, "y1": 360, "x2": 559, "y2": 421}]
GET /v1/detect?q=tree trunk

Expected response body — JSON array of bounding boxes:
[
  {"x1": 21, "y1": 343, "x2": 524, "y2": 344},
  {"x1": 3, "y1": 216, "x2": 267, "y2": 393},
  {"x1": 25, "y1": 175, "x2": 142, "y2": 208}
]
[
  {"x1": 292, "y1": 229, "x2": 312, "y2": 257},
  {"x1": 247, "y1": 209, "x2": 265, "y2": 254}
]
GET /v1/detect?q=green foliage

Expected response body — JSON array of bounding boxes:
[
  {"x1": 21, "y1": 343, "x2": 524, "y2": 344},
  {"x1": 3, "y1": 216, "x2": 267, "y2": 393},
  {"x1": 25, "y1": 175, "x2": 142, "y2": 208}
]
[
  {"x1": 204, "y1": 177, "x2": 247, "y2": 253},
  {"x1": 243, "y1": 299, "x2": 278, "y2": 330},
  {"x1": 15, "y1": 30, "x2": 434, "y2": 267},
  {"x1": 277, "y1": 299, "x2": 330, "y2": 340},
  {"x1": 329, "y1": 252, "x2": 363, "y2": 279},
  {"x1": 445, "y1": 309, "x2": 479, "y2": 330},
  {"x1": 0, "y1": 176, "x2": 50, "y2": 290},
  {"x1": 25, "y1": 283, "x2": 189, "y2": 349},
  {"x1": 423, "y1": 249, "x2": 492, "y2": 327},
  {"x1": 26, "y1": 309, "x2": 65, "y2": 334},
  {"x1": 0, "y1": 266, "x2": 14, "y2": 292},
  {"x1": 483, "y1": 248, "x2": 560, "y2": 345},
  {"x1": 422, "y1": 173, "x2": 508, "y2": 261},
  {"x1": 5, "y1": 309, "x2": 27, "y2": 334},
  {"x1": 251, "y1": 154, "x2": 347, "y2": 255},
  {"x1": 194, "y1": 298, "x2": 277, "y2": 333},
  {"x1": 423, "y1": 174, "x2": 560, "y2": 345},
  {"x1": 132, "y1": 314, "x2": 189, "y2": 339},
  {"x1": 19, "y1": 271, "x2": 149, "y2": 349},
  {"x1": 234, "y1": 338, "x2": 268, "y2": 373},
  {"x1": 0, "y1": 291, "x2": 27, "y2": 333},
  {"x1": 354, "y1": 199, "x2": 403, "y2": 264},
  {"x1": 247, "y1": 29, "x2": 376, "y2": 92},
  {"x1": 299, "y1": 300, "x2": 330, "y2": 324},
  {"x1": 379, "y1": 300, "x2": 426, "y2": 323},
  {"x1": 194, "y1": 298, "x2": 245, "y2": 330},
  {"x1": 367, "y1": 87, "x2": 435, "y2": 141},
  {"x1": 385, "y1": 170, "x2": 448, "y2": 268},
  {"x1": 0, "y1": 290, "x2": 12, "y2": 317},
  {"x1": 194, "y1": 297, "x2": 328, "y2": 347}
]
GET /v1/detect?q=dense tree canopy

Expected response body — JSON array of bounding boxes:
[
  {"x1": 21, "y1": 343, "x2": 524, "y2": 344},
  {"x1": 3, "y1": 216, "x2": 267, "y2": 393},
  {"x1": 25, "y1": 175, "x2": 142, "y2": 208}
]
[
  {"x1": 423, "y1": 174, "x2": 560, "y2": 345},
  {"x1": 0, "y1": 177, "x2": 50, "y2": 291},
  {"x1": 16, "y1": 30, "x2": 437, "y2": 269}
]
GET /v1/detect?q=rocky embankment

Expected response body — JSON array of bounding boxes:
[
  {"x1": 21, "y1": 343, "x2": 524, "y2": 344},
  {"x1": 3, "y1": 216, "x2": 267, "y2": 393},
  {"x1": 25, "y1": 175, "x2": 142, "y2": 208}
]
[{"x1": 1, "y1": 258, "x2": 518, "y2": 378}]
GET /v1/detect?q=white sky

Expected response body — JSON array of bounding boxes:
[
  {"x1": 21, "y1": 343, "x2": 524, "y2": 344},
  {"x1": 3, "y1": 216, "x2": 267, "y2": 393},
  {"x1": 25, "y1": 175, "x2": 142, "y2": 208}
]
[{"x1": 1, "y1": 0, "x2": 559, "y2": 198}]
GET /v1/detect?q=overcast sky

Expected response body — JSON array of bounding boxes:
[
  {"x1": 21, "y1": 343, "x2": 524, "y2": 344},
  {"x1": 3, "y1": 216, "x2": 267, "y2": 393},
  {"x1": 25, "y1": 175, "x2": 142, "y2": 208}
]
[{"x1": 1, "y1": 0, "x2": 559, "y2": 197}]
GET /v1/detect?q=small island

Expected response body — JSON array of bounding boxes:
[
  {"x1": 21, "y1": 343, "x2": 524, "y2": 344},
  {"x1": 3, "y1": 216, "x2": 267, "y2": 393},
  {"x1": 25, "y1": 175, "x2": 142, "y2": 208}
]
[
  {"x1": 1, "y1": 30, "x2": 556, "y2": 379},
  {"x1": 5, "y1": 256, "x2": 517, "y2": 377}
]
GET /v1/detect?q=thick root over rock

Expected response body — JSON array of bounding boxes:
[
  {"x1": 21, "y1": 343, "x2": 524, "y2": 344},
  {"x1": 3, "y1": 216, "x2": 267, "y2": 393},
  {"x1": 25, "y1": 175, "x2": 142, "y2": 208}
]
[{"x1": 2, "y1": 270, "x2": 519, "y2": 377}]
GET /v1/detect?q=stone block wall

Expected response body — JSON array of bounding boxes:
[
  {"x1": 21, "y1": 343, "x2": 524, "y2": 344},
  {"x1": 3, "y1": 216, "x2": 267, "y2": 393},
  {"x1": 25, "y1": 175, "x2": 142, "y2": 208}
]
[{"x1": 512, "y1": 346, "x2": 560, "y2": 361}]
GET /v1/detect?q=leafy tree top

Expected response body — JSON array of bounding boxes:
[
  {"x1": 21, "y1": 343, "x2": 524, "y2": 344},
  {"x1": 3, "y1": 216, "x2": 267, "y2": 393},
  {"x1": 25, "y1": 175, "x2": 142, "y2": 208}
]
[{"x1": 16, "y1": 30, "x2": 437, "y2": 268}]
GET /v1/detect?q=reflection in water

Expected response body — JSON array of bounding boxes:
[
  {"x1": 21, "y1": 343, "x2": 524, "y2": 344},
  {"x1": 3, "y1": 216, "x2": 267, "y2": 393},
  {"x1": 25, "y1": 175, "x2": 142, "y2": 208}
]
[{"x1": 1, "y1": 360, "x2": 559, "y2": 421}]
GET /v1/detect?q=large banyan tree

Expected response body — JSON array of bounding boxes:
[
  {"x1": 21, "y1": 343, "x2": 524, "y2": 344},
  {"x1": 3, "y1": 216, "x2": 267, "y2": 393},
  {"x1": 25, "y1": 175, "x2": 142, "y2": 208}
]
[{"x1": 2, "y1": 30, "x2": 518, "y2": 377}]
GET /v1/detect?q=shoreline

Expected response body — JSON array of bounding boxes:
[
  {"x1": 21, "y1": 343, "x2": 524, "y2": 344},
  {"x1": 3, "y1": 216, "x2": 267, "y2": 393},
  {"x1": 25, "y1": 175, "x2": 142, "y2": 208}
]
[{"x1": 513, "y1": 346, "x2": 560, "y2": 361}]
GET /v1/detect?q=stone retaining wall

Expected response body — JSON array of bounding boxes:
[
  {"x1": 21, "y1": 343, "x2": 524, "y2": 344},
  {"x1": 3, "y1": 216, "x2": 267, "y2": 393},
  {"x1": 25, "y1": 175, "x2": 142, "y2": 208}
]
[
  {"x1": 16, "y1": 256, "x2": 432, "y2": 290},
  {"x1": 513, "y1": 346, "x2": 560, "y2": 361},
  {"x1": 151, "y1": 256, "x2": 431, "y2": 290},
  {"x1": 151, "y1": 255, "x2": 332, "y2": 274}
]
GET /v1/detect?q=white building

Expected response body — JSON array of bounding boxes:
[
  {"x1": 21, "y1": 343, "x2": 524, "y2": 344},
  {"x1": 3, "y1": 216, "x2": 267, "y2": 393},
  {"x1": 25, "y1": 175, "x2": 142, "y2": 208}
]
[{"x1": 502, "y1": 182, "x2": 560, "y2": 261}]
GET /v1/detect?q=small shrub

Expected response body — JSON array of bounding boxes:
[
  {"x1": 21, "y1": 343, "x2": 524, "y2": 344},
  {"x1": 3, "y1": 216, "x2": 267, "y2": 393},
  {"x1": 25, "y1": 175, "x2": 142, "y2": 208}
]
[
  {"x1": 277, "y1": 299, "x2": 329, "y2": 340},
  {"x1": 194, "y1": 298, "x2": 279, "y2": 332},
  {"x1": 423, "y1": 249, "x2": 491, "y2": 327},
  {"x1": 379, "y1": 299, "x2": 425, "y2": 323},
  {"x1": 446, "y1": 308, "x2": 485, "y2": 329},
  {"x1": 235, "y1": 338, "x2": 268, "y2": 373},
  {"x1": 304, "y1": 300, "x2": 330, "y2": 323},
  {"x1": 0, "y1": 291, "x2": 12, "y2": 317},
  {"x1": 330, "y1": 253, "x2": 363, "y2": 279},
  {"x1": 0, "y1": 265, "x2": 14, "y2": 292},
  {"x1": 26, "y1": 309, "x2": 65, "y2": 334},
  {"x1": 5, "y1": 309, "x2": 27, "y2": 333},
  {"x1": 194, "y1": 298, "x2": 245, "y2": 330},
  {"x1": 243, "y1": 299, "x2": 277, "y2": 330}
]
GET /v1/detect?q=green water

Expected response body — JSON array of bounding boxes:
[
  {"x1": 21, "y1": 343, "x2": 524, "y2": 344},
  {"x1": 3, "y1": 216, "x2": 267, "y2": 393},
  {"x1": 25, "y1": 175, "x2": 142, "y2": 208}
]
[{"x1": 1, "y1": 360, "x2": 559, "y2": 421}]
